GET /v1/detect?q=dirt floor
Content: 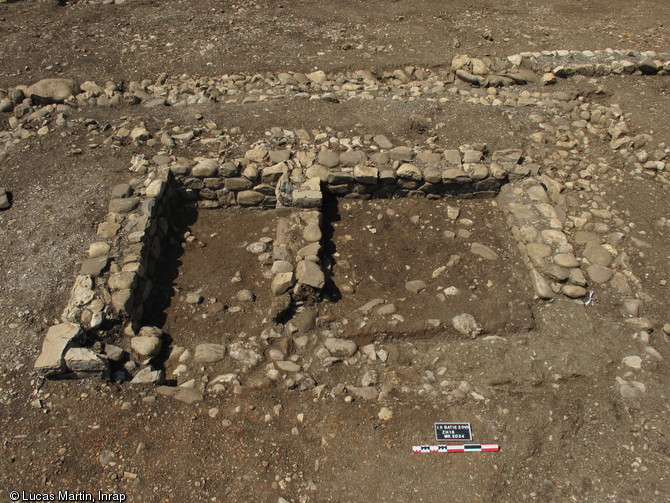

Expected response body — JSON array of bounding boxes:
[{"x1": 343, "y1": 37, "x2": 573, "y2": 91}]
[
  {"x1": 1, "y1": 1, "x2": 670, "y2": 502},
  {"x1": 322, "y1": 197, "x2": 534, "y2": 338}
]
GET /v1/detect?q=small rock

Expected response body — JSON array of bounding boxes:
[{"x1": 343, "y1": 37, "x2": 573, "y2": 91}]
[
  {"x1": 562, "y1": 285, "x2": 587, "y2": 298},
  {"x1": 583, "y1": 243, "x2": 613, "y2": 267},
  {"x1": 194, "y1": 343, "x2": 226, "y2": 364},
  {"x1": 87, "y1": 242, "x2": 110, "y2": 258},
  {"x1": 374, "y1": 303, "x2": 397, "y2": 316},
  {"x1": 0, "y1": 188, "x2": 10, "y2": 210},
  {"x1": 105, "y1": 344, "x2": 124, "y2": 362},
  {"x1": 622, "y1": 356, "x2": 642, "y2": 370},
  {"x1": 25, "y1": 78, "x2": 78, "y2": 103},
  {"x1": 108, "y1": 198, "x2": 139, "y2": 214},
  {"x1": 272, "y1": 272, "x2": 295, "y2": 295},
  {"x1": 228, "y1": 343, "x2": 261, "y2": 366},
  {"x1": 348, "y1": 386, "x2": 378, "y2": 400},
  {"x1": 361, "y1": 370, "x2": 378, "y2": 387},
  {"x1": 360, "y1": 344, "x2": 377, "y2": 360},
  {"x1": 623, "y1": 299, "x2": 642, "y2": 317},
  {"x1": 271, "y1": 260, "x2": 294, "y2": 274},
  {"x1": 34, "y1": 323, "x2": 83, "y2": 376},
  {"x1": 373, "y1": 135, "x2": 393, "y2": 149},
  {"x1": 638, "y1": 58, "x2": 658, "y2": 75},
  {"x1": 186, "y1": 292, "x2": 203, "y2": 305},
  {"x1": 378, "y1": 407, "x2": 393, "y2": 421},
  {"x1": 130, "y1": 366, "x2": 164, "y2": 384},
  {"x1": 111, "y1": 183, "x2": 132, "y2": 198},
  {"x1": 173, "y1": 388, "x2": 203, "y2": 405},
  {"x1": 303, "y1": 223, "x2": 322, "y2": 242},
  {"x1": 541, "y1": 72, "x2": 557, "y2": 85},
  {"x1": 587, "y1": 264, "x2": 613, "y2": 284},
  {"x1": 139, "y1": 326, "x2": 162, "y2": 338},
  {"x1": 246, "y1": 241, "x2": 267, "y2": 254},
  {"x1": 405, "y1": 280, "x2": 427, "y2": 294},
  {"x1": 554, "y1": 253, "x2": 579, "y2": 268},
  {"x1": 293, "y1": 307, "x2": 318, "y2": 332},
  {"x1": 275, "y1": 361, "x2": 301, "y2": 372},
  {"x1": 452, "y1": 313, "x2": 481, "y2": 338},
  {"x1": 236, "y1": 289, "x2": 256, "y2": 302},
  {"x1": 619, "y1": 384, "x2": 640, "y2": 399},
  {"x1": 626, "y1": 317, "x2": 654, "y2": 330},
  {"x1": 317, "y1": 150, "x2": 339, "y2": 168},
  {"x1": 131, "y1": 336, "x2": 162, "y2": 357},
  {"x1": 64, "y1": 347, "x2": 109, "y2": 377},
  {"x1": 358, "y1": 298, "x2": 385, "y2": 314},
  {"x1": 470, "y1": 242, "x2": 499, "y2": 261},
  {"x1": 130, "y1": 127, "x2": 150, "y2": 142},
  {"x1": 296, "y1": 260, "x2": 325, "y2": 289},
  {"x1": 324, "y1": 338, "x2": 357, "y2": 357},
  {"x1": 98, "y1": 450, "x2": 116, "y2": 466}
]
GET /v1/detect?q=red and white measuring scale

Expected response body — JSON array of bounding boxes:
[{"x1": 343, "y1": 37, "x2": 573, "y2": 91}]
[{"x1": 412, "y1": 444, "x2": 500, "y2": 453}]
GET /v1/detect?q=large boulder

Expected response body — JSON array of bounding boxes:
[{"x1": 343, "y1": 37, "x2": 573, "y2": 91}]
[{"x1": 25, "y1": 78, "x2": 79, "y2": 104}]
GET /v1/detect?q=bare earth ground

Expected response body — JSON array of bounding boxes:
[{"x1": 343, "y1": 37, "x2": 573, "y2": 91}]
[{"x1": 1, "y1": 1, "x2": 670, "y2": 502}]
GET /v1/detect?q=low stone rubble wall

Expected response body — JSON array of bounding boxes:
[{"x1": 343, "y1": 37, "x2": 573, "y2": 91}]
[
  {"x1": 25, "y1": 47, "x2": 670, "y2": 382},
  {"x1": 2, "y1": 48, "x2": 668, "y2": 117},
  {"x1": 34, "y1": 170, "x2": 180, "y2": 378},
  {"x1": 34, "y1": 140, "x2": 527, "y2": 380},
  {"x1": 129, "y1": 142, "x2": 525, "y2": 211}
]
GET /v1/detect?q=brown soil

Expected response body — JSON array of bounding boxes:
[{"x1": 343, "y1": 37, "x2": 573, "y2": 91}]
[
  {"x1": 323, "y1": 197, "x2": 533, "y2": 339},
  {"x1": 155, "y1": 207, "x2": 278, "y2": 342},
  {"x1": 1, "y1": 1, "x2": 670, "y2": 503}
]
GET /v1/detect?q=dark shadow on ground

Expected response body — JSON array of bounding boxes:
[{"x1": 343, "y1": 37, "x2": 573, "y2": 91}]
[
  {"x1": 320, "y1": 192, "x2": 342, "y2": 303},
  {"x1": 141, "y1": 201, "x2": 198, "y2": 328}
]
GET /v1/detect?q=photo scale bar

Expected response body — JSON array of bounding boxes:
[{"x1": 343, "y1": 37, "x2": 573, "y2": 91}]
[{"x1": 412, "y1": 444, "x2": 500, "y2": 453}]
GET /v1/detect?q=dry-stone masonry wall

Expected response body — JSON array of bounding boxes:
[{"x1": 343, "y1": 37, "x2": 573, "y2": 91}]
[
  {"x1": 20, "y1": 48, "x2": 668, "y2": 391},
  {"x1": 34, "y1": 139, "x2": 529, "y2": 380},
  {"x1": 34, "y1": 171, "x2": 179, "y2": 378}
]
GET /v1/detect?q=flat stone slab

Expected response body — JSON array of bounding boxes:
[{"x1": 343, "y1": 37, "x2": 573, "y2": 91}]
[
  {"x1": 34, "y1": 323, "x2": 83, "y2": 376},
  {"x1": 130, "y1": 366, "x2": 164, "y2": 384},
  {"x1": 64, "y1": 347, "x2": 109, "y2": 378},
  {"x1": 173, "y1": 388, "x2": 204, "y2": 405},
  {"x1": 79, "y1": 256, "x2": 109, "y2": 277},
  {"x1": 470, "y1": 242, "x2": 499, "y2": 261},
  {"x1": 293, "y1": 190, "x2": 322, "y2": 208},
  {"x1": 583, "y1": 242, "x2": 613, "y2": 267}
]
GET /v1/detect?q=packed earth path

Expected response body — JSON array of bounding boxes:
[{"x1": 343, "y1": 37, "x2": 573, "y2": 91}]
[{"x1": 1, "y1": 1, "x2": 670, "y2": 503}]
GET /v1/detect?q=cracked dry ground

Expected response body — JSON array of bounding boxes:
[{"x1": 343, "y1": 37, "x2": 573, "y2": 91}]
[{"x1": 1, "y1": 1, "x2": 670, "y2": 502}]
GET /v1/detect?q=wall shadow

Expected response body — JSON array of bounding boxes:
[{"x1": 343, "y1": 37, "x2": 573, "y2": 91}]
[
  {"x1": 140, "y1": 201, "x2": 198, "y2": 328},
  {"x1": 320, "y1": 192, "x2": 342, "y2": 303}
]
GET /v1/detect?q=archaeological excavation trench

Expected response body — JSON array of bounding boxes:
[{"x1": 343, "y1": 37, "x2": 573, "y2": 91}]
[
  {"x1": 24, "y1": 48, "x2": 668, "y2": 408},
  {"x1": 3, "y1": 0, "x2": 670, "y2": 497}
]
